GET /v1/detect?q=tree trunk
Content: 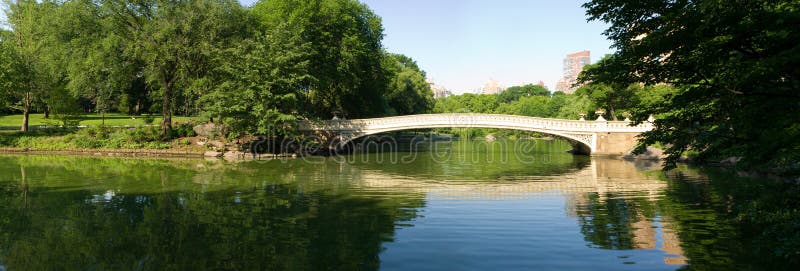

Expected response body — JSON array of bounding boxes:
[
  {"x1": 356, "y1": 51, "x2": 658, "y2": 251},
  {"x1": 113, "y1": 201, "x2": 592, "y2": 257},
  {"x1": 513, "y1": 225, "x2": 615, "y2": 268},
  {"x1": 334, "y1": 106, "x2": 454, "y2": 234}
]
[
  {"x1": 134, "y1": 99, "x2": 141, "y2": 116},
  {"x1": 21, "y1": 165, "x2": 29, "y2": 209},
  {"x1": 161, "y1": 81, "x2": 173, "y2": 139},
  {"x1": 21, "y1": 92, "x2": 31, "y2": 132},
  {"x1": 43, "y1": 105, "x2": 50, "y2": 119},
  {"x1": 609, "y1": 104, "x2": 618, "y2": 121}
]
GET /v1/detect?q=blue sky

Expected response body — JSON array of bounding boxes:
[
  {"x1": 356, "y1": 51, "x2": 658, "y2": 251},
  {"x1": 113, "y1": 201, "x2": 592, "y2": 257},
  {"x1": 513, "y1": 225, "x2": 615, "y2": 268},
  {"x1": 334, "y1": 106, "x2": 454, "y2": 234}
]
[
  {"x1": 353, "y1": 0, "x2": 614, "y2": 93},
  {"x1": 2, "y1": 1, "x2": 613, "y2": 93},
  {"x1": 240, "y1": 0, "x2": 614, "y2": 93}
]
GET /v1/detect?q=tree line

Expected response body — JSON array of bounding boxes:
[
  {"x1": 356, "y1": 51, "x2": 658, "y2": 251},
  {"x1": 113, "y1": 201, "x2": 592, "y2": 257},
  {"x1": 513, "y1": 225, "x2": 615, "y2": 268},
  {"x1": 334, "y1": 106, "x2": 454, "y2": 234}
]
[
  {"x1": 433, "y1": 79, "x2": 676, "y2": 134},
  {"x1": 0, "y1": 0, "x2": 435, "y2": 137}
]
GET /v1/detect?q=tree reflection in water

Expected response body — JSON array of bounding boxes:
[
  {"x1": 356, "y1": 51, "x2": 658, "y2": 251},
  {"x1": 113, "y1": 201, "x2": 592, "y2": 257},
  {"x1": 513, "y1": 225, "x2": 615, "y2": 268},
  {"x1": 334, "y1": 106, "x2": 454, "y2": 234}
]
[{"x1": 0, "y1": 155, "x2": 423, "y2": 270}]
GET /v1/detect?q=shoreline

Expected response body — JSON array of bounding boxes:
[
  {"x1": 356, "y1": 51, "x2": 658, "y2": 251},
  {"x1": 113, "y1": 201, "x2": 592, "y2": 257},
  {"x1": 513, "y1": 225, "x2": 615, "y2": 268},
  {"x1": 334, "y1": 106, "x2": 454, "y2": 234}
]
[
  {"x1": 2, "y1": 147, "x2": 797, "y2": 180},
  {"x1": 0, "y1": 147, "x2": 205, "y2": 158},
  {"x1": 0, "y1": 147, "x2": 299, "y2": 160}
]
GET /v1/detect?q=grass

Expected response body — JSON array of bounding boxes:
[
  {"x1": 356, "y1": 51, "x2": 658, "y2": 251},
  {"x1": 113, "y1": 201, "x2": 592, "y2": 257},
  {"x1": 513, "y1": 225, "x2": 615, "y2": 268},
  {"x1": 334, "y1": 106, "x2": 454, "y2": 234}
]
[
  {"x1": 0, "y1": 124, "x2": 201, "y2": 151},
  {"x1": 0, "y1": 113, "x2": 199, "y2": 129}
]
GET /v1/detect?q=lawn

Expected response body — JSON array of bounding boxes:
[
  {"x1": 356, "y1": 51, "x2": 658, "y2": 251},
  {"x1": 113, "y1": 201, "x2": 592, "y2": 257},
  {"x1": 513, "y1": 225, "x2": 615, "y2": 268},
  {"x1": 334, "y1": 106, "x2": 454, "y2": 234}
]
[{"x1": 0, "y1": 113, "x2": 199, "y2": 129}]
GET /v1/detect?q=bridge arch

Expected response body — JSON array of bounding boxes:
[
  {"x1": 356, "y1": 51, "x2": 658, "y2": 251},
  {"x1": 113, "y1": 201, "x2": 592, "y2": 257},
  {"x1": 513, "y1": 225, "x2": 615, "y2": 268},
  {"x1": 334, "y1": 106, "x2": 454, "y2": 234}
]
[{"x1": 333, "y1": 125, "x2": 594, "y2": 154}]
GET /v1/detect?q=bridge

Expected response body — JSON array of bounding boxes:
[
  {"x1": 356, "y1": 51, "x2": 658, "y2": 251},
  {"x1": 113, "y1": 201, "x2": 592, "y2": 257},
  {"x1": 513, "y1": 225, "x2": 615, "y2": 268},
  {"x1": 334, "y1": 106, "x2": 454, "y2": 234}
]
[{"x1": 298, "y1": 113, "x2": 653, "y2": 155}]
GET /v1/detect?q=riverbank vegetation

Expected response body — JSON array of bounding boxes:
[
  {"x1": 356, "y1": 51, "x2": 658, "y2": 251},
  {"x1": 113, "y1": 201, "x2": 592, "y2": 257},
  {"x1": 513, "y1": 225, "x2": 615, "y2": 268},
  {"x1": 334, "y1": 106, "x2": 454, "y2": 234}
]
[{"x1": 0, "y1": 124, "x2": 199, "y2": 151}]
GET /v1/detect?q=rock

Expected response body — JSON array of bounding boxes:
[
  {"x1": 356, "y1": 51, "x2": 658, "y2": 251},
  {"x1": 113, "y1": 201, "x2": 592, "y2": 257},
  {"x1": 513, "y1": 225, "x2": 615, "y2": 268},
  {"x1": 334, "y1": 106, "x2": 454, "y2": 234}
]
[
  {"x1": 207, "y1": 140, "x2": 225, "y2": 149},
  {"x1": 719, "y1": 157, "x2": 741, "y2": 167},
  {"x1": 204, "y1": 151, "x2": 223, "y2": 157},
  {"x1": 223, "y1": 151, "x2": 246, "y2": 160},
  {"x1": 193, "y1": 122, "x2": 229, "y2": 138},
  {"x1": 623, "y1": 146, "x2": 666, "y2": 160}
]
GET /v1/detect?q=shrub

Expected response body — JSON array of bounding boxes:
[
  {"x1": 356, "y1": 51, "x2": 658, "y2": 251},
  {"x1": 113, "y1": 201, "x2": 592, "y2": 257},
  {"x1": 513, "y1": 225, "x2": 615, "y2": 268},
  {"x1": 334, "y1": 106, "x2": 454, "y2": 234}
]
[
  {"x1": 80, "y1": 126, "x2": 111, "y2": 139},
  {"x1": 101, "y1": 136, "x2": 127, "y2": 149},
  {"x1": 126, "y1": 126, "x2": 161, "y2": 143},
  {"x1": 143, "y1": 141, "x2": 171, "y2": 149},
  {"x1": 142, "y1": 115, "x2": 155, "y2": 125},
  {"x1": 70, "y1": 134, "x2": 102, "y2": 149},
  {"x1": 169, "y1": 123, "x2": 197, "y2": 138}
]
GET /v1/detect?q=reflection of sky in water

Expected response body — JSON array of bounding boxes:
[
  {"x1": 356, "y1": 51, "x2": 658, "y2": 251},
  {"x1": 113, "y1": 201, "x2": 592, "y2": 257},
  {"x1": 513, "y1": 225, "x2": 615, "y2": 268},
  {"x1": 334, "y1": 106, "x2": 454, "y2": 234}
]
[
  {"x1": 87, "y1": 190, "x2": 117, "y2": 203},
  {"x1": 381, "y1": 196, "x2": 685, "y2": 271}
]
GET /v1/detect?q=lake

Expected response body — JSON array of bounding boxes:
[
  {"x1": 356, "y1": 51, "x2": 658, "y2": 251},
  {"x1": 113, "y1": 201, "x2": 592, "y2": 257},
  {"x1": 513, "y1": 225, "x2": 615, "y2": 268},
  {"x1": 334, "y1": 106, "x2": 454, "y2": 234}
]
[{"x1": 0, "y1": 139, "x2": 797, "y2": 270}]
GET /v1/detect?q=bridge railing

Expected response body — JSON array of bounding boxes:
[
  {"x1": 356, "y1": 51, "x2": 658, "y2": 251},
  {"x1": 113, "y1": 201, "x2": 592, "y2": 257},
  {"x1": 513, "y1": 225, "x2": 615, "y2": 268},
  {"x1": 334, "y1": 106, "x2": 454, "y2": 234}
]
[{"x1": 298, "y1": 113, "x2": 652, "y2": 133}]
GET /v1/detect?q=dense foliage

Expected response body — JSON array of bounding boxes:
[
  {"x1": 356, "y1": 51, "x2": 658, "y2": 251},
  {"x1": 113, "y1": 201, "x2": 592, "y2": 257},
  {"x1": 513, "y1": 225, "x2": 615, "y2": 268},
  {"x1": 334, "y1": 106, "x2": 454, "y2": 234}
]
[
  {"x1": 0, "y1": 0, "x2": 434, "y2": 137},
  {"x1": 582, "y1": 0, "x2": 800, "y2": 173}
]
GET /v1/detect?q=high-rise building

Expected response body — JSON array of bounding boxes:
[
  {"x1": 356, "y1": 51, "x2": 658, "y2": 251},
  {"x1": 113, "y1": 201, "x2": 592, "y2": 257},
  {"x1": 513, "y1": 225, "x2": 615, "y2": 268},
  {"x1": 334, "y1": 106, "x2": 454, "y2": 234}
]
[
  {"x1": 481, "y1": 79, "x2": 505, "y2": 94},
  {"x1": 555, "y1": 50, "x2": 591, "y2": 94},
  {"x1": 427, "y1": 78, "x2": 452, "y2": 99}
]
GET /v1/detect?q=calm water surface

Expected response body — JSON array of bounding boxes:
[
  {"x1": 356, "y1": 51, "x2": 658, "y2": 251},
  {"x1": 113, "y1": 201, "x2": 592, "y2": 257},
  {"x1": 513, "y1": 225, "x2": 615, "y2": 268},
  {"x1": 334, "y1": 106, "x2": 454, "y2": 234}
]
[{"x1": 0, "y1": 140, "x2": 796, "y2": 270}]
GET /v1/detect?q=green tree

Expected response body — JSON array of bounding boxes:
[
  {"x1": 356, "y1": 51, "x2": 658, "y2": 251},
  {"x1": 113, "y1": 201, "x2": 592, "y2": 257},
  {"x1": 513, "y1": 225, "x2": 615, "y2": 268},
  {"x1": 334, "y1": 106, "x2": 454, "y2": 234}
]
[
  {"x1": 200, "y1": 22, "x2": 311, "y2": 137},
  {"x1": 0, "y1": 30, "x2": 24, "y2": 115},
  {"x1": 494, "y1": 95, "x2": 550, "y2": 117},
  {"x1": 583, "y1": 0, "x2": 800, "y2": 171},
  {"x1": 498, "y1": 84, "x2": 550, "y2": 103},
  {"x1": 103, "y1": 0, "x2": 249, "y2": 137},
  {"x1": 54, "y1": 0, "x2": 127, "y2": 124},
  {"x1": 252, "y1": 0, "x2": 388, "y2": 119},
  {"x1": 577, "y1": 56, "x2": 640, "y2": 120},
  {"x1": 2, "y1": 0, "x2": 64, "y2": 131},
  {"x1": 383, "y1": 53, "x2": 434, "y2": 115},
  {"x1": 573, "y1": 83, "x2": 639, "y2": 121},
  {"x1": 553, "y1": 94, "x2": 594, "y2": 120}
]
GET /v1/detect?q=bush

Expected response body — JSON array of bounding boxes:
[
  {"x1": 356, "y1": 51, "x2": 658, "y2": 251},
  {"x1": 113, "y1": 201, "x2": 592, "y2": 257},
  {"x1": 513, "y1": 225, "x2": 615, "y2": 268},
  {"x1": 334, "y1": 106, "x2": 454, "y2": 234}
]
[
  {"x1": 142, "y1": 115, "x2": 155, "y2": 125},
  {"x1": 169, "y1": 123, "x2": 197, "y2": 138},
  {"x1": 70, "y1": 134, "x2": 102, "y2": 149},
  {"x1": 126, "y1": 126, "x2": 161, "y2": 143},
  {"x1": 101, "y1": 136, "x2": 127, "y2": 149},
  {"x1": 80, "y1": 126, "x2": 111, "y2": 139}
]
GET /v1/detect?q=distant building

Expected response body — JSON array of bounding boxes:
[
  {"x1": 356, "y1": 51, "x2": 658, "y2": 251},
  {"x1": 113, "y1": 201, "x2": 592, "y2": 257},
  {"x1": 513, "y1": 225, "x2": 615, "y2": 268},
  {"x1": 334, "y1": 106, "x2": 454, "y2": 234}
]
[
  {"x1": 555, "y1": 50, "x2": 591, "y2": 94},
  {"x1": 536, "y1": 80, "x2": 546, "y2": 87},
  {"x1": 481, "y1": 79, "x2": 505, "y2": 94},
  {"x1": 427, "y1": 78, "x2": 452, "y2": 99}
]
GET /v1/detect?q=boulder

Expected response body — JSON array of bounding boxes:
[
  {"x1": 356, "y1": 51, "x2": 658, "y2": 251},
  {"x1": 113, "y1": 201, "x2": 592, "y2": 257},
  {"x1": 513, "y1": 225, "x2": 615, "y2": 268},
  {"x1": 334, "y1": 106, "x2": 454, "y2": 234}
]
[
  {"x1": 204, "y1": 151, "x2": 223, "y2": 157},
  {"x1": 193, "y1": 122, "x2": 229, "y2": 138},
  {"x1": 623, "y1": 146, "x2": 666, "y2": 160},
  {"x1": 207, "y1": 140, "x2": 226, "y2": 149},
  {"x1": 223, "y1": 151, "x2": 246, "y2": 160}
]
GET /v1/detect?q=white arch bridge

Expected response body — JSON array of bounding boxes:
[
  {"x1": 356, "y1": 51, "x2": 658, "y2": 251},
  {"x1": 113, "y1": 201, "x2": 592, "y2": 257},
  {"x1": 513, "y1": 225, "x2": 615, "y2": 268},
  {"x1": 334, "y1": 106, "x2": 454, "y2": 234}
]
[{"x1": 298, "y1": 113, "x2": 653, "y2": 155}]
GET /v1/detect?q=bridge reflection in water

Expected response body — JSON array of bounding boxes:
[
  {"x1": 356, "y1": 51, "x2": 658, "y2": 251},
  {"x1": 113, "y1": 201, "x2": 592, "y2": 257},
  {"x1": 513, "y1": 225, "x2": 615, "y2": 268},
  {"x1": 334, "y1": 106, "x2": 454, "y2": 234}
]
[{"x1": 341, "y1": 158, "x2": 687, "y2": 266}]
